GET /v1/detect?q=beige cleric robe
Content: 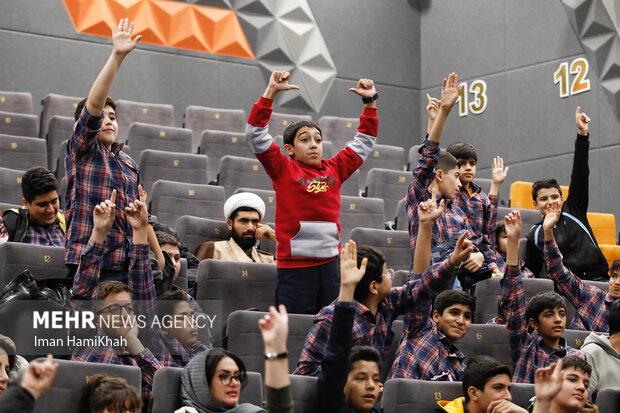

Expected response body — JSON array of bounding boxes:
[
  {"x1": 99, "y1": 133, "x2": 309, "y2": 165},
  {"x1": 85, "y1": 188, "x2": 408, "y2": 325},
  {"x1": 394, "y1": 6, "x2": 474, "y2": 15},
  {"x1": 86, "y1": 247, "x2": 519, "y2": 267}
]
[{"x1": 194, "y1": 238, "x2": 276, "y2": 264}]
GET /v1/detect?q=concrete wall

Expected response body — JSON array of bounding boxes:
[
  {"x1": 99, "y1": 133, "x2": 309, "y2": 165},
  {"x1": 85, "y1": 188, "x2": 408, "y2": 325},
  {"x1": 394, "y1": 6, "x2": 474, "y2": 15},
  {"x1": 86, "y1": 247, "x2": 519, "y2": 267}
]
[{"x1": 1, "y1": 0, "x2": 618, "y2": 223}]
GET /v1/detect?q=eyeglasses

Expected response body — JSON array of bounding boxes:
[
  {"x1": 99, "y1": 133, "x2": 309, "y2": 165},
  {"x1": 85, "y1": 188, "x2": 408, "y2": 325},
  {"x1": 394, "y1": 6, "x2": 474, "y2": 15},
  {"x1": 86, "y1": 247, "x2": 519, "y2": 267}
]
[
  {"x1": 217, "y1": 371, "x2": 247, "y2": 386},
  {"x1": 383, "y1": 268, "x2": 394, "y2": 280},
  {"x1": 96, "y1": 303, "x2": 135, "y2": 316}
]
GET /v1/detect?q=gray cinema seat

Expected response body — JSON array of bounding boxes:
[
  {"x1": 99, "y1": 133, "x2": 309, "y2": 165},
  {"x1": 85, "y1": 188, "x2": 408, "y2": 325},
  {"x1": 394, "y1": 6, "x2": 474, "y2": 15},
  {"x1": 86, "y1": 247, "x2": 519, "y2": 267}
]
[
  {"x1": 217, "y1": 155, "x2": 272, "y2": 196},
  {"x1": 455, "y1": 323, "x2": 511, "y2": 366},
  {"x1": 149, "y1": 180, "x2": 225, "y2": 229},
  {"x1": 407, "y1": 144, "x2": 421, "y2": 170},
  {"x1": 150, "y1": 367, "x2": 263, "y2": 413},
  {"x1": 563, "y1": 328, "x2": 593, "y2": 350},
  {"x1": 497, "y1": 206, "x2": 541, "y2": 237},
  {"x1": 55, "y1": 140, "x2": 68, "y2": 181},
  {"x1": 115, "y1": 99, "x2": 174, "y2": 139},
  {"x1": 349, "y1": 228, "x2": 411, "y2": 272},
  {"x1": 392, "y1": 270, "x2": 408, "y2": 287},
  {"x1": 0, "y1": 243, "x2": 66, "y2": 290},
  {"x1": 46, "y1": 115, "x2": 74, "y2": 171},
  {"x1": 0, "y1": 110, "x2": 38, "y2": 137},
  {"x1": 0, "y1": 166, "x2": 25, "y2": 205},
  {"x1": 199, "y1": 129, "x2": 255, "y2": 182},
  {"x1": 318, "y1": 115, "x2": 358, "y2": 150},
  {"x1": 138, "y1": 149, "x2": 208, "y2": 194},
  {"x1": 475, "y1": 178, "x2": 493, "y2": 198},
  {"x1": 0, "y1": 134, "x2": 47, "y2": 170},
  {"x1": 382, "y1": 379, "x2": 463, "y2": 413},
  {"x1": 595, "y1": 387, "x2": 620, "y2": 413},
  {"x1": 40, "y1": 93, "x2": 82, "y2": 140},
  {"x1": 184, "y1": 105, "x2": 245, "y2": 152},
  {"x1": 33, "y1": 358, "x2": 142, "y2": 413},
  {"x1": 0, "y1": 202, "x2": 20, "y2": 213},
  {"x1": 339, "y1": 195, "x2": 384, "y2": 243},
  {"x1": 290, "y1": 375, "x2": 318, "y2": 413},
  {"x1": 0, "y1": 91, "x2": 33, "y2": 114},
  {"x1": 233, "y1": 187, "x2": 276, "y2": 223},
  {"x1": 226, "y1": 310, "x2": 315, "y2": 376},
  {"x1": 126, "y1": 122, "x2": 192, "y2": 160},
  {"x1": 196, "y1": 259, "x2": 277, "y2": 346},
  {"x1": 175, "y1": 216, "x2": 231, "y2": 254},
  {"x1": 359, "y1": 144, "x2": 405, "y2": 184},
  {"x1": 395, "y1": 198, "x2": 408, "y2": 231},
  {"x1": 268, "y1": 111, "x2": 313, "y2": 136},
  {"x1": 382, "y1": 319, "x2": 403, "y2": 382},
  {"x1": 365, "y1": 168, "x2": 410, "y2": 220}
]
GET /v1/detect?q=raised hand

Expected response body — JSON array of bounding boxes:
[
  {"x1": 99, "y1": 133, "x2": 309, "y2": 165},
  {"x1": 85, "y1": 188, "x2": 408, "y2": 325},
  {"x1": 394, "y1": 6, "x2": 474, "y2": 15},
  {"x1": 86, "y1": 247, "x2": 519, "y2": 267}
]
[
  {"x1": 450, "y1": 232, "x2": 474, "y2": 267},
  {"x1": 263, "y1": 71, "x2": 300, "y2": 99},
  {"x1": 418, "y1": 187, "x2": 445, "y2": 225},
  {"x1": 125, "y1": 199, "x2": 148, "y2": 231},
  {"x1": 440, "y1": 72, "x2": 461, "y2": 112},
  {"x1": 92, "y1": 189, "x2": 117, "y2": 242},
  {"x1": 491, "y1": 156, "x2": 509, "y2": 185},
  {"x1": 20, "y1": 354, "x2": 59, "y2": 401},
  {"x1": 575, "y1": 106, "x2": 590, "y2": 136},
  {"x1": 504, "y1": 207, "x2": 522, "y2": 241},
  {"x1": 112, "y1": 18, "x2": 142, "y2": 56},
  {"x1": 259, "y1": 304, "x2": 288, "y2": 354},
  {"x1": 340, "y1": 240, "x2": 367, "y2": 290},
  {"x1": 138, "y1": 184, "x2": 147, "y2": 204},
  {"x1": 534, "y1": 360, "x2": 564, "y2": 402},
  {"x1": 543, "y1": 202, "x2": 561, "y2": 233},
  {"x1": 426, "y1": 93, "x2": 440, "y2": 122},
  {"x1": 463, "y1": 252, "x2": 484, "y2": 272},
  {"x1": 349, "y1": 78, "x2": 377, "y2": 99}
]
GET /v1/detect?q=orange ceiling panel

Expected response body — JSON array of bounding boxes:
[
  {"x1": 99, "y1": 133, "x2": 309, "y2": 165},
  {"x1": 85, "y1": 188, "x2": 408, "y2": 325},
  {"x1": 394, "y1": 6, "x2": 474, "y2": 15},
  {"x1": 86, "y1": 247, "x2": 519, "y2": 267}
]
[{"x1": 63, "y1": 0, "x2": 255, "y2": 59}]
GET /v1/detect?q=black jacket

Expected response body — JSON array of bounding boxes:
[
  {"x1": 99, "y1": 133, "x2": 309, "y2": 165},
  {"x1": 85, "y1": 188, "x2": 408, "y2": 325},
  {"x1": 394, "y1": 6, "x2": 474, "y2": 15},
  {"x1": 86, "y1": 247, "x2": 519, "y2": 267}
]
[
  {"x1": 0, "y1": 386, "x2": 35, "y2": 413},
  {"x1": 524, "y1": 134, "x2": 609, "y2": 280},
  {"x1": 1, "y1": 208, "x2": 66, "y2": 243}
]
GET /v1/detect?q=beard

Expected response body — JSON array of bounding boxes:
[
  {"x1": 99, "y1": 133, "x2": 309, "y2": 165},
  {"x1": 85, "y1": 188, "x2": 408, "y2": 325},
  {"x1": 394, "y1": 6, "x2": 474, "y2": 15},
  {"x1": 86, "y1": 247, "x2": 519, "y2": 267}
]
[{"x1": 232, "y1": 230, "x2": 256, "y2": 251}]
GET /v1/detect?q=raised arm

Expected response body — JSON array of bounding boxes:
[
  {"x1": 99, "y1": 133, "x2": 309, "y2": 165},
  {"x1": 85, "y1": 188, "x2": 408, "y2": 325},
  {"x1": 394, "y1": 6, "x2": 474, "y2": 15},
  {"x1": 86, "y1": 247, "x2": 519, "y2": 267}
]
[
  {"x1": 425, "y1": 93, "x2": 440, "y2": 135},
  {"x1": 532, "y1": 360, "x2": 564, "y2": 413},
  {"x1": 428, "y1": 73, "x2": 460, "y2": 144},
  {"x1": 413, "y1": 187, "x2": 444, "y2": 273},
  {"x1": 566, "y1": 106, "x2": 591, "y2": 213}
]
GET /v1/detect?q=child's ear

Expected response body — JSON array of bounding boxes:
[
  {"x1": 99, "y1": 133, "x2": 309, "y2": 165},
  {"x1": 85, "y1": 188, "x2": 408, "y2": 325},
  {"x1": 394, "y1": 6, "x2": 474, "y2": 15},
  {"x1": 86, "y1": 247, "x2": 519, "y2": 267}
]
[
  {"x1": 369, "y1": 280, "x2": 379, "y2": 296},
  {"x1": 226, "y1": 218, "x2": 233, "y2": 230},
  {"x1": 284, "y1": 143, "x2": 294, "y2": 157},
  {"x1": 432, "y1": 309, "x2": 441, "y2": 323},
  {"x1": 467, "y1": 386, "x2": 480, "y2": 402},
  {"x1": 22, "y1": 198, "x2": 29, "y2": 209},
  {"x1": 435, "y1": 169, "x2": 443, "y2": 182},
  {"x1": 528, "y1": 317, "x2": 539, "y2": 331}
]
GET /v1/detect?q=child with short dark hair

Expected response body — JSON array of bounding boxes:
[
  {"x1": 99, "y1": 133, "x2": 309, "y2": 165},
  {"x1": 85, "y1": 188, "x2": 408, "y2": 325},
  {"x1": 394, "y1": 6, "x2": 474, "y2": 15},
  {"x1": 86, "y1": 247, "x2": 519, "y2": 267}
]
[
  {"x1": 246, "y1": 70, "x2": 378, "y2": 314},
  {"x1": 500, "y1": 208, "x2": 583, "y2": 384},
  {"x1": 494, "y1": 221, "x2": 534, "y2": 278},
  {"x1": 531, "y1": 358, "x2": 593, "y2": 413},
  {"x1": 84, "y1": 374, "x2": 142, "y2": 413}
]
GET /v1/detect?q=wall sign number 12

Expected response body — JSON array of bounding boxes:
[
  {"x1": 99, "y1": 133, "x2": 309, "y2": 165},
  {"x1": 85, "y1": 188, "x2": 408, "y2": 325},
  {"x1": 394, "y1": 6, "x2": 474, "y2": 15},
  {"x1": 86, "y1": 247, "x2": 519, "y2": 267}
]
[
  {"x1": 457, "y1": 80, "x2": 487, "y2": 117},
  {"x1": 553, "y1": 57, "x2": 590, "y2": 98}
]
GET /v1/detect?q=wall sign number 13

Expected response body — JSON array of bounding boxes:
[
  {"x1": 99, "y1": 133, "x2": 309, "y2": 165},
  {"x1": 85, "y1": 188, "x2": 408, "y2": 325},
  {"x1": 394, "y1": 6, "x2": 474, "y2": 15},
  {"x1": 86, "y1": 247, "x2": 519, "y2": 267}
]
[
  {"x1": 457, "y1": 80, "x2": 487, "y2": 117},
  {"x1": 553, "y1": 57, "x2": 590, "y2": 98}
]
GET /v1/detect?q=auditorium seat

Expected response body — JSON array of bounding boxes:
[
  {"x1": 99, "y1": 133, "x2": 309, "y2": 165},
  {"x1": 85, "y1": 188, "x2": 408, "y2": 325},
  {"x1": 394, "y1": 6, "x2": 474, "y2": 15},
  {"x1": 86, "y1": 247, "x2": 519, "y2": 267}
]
[
  {"x1": 455, "y1": 323, "x2": 511, "y2": 366},
  {"x1": 382, "y1": 320, "x2": 403, "y2": 382},
  {"x1": 392, "y1": 270, "x2": 408, "y2": 287},
  {"x1": 55, "y1": 140, "x2": 68, "y2": 181},
  {"x1": 0, "y1": 166, "x2": 24, "y2": 205},
  {"x1": 595, "y1": 387, "x2": 620, "y2": 412},
  {"x1": 126, "y1": 122, "x2": 192, "y2": 160},
  {"x1": 563, "y1": 328, "x2": 592, "y2": 350},
  {"x1": 233, "y1": 187, "x2": 276, "y2": 223},
  {"x1": 0, "y1": 134, "x2": 47, "y2": 170},
  {"x1": 40, "y1": 93, "x2": 82, "y2": 140},
  {"x1": 339, "y1": 195, "x2": 384, "y2": 242},
  {"x1": 599, "y1": 244, "x2": 620, "y2": 270},
  {"x1": 0, "y1": 202, "x2": 20, "y2": 214},
  {"x1": 268, "y1": 112, "x2": 313, "y2": 137},
  {"x1": 115, "y1": 99, "x2": 174, "y2": 139},
  {"x1": 359, "y1": 144, "x2": 405, "y2": 184},
  {"x1": 395, "y1": 198, "x2": 408, "y2": 231},
  {"x1": 497, "y1": 206, "x2": 541, "y2": 238},
  {"x1": 407, "y1": 144, "x2": 421, "y2": 170},
  {"x1": 175, "y1": 216, "x2": 231, "y2": 254},
  {"x1": 226, "y1": 310, "x2": 314, "y2": 376},
  {"x1": 45, "y1": 115, "x2": 74, "y2": 171},
  {"x1": 199, "y1": 129, "x2": 255, "y2": 182},
  {"x1": 585, "y1": 279, "x2": 610, "y2": 293},
  {"x1": 149, "y1": 180, "x2": 226, "y2": 229},
  {"x1": 0, "y1": 110, "x2": 38, "y2": 137},
  {"x1": 0, "y1": 91, "x2": 33, "y2": 114},
  {"x1": 217, "y1": 155, "x2": 272, "y2": 196},
  {"x1": 341, "y1": 169, "x2": 362, "y2": 196},
  {"x1": 196, "y1": 259, "x2": 277, "y2": 346},
  {"x1": 510, "y1": 181, "x2": 568, "y2": 209},
  {"x1": 382, "y1": 379, "x2": 463, "y2": 413},
  {"x1": 318, "y1": 115, "x2": 359, "y2": 150},
  {"x1": 289, "y1": 375, "x2": 318, "y2": 413},
  {"x1": 175, "y1": 258, "x2": 189, "y2": 292},
  {"x1": 474, "y1": 178, "x2": 493, "y2": 200},
  {"x1": 0, "y1": 243, "x2": 67, "y2": 289},
  {"x1": 33, "y1": 358, "x2": 142, "y2": 413},
  {"x1": 365, "y1": 168, "x2": 410, "y2": 220},
  {"x1": 350, "y1": 228, "x2": 411, "y2": 272},
  {"x1": 587, "y1": 212, "x2": 616, "y2": 245},
  {"x1": 184, "y1": 105, "x2": 245, "y2": 152},
  {"x1": 138, "y1": 149, "x2": 208, "y2": 194}
]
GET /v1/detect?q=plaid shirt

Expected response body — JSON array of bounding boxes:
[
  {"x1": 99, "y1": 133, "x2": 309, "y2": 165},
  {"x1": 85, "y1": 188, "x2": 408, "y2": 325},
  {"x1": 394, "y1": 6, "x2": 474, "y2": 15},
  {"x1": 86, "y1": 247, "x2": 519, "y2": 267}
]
[
  {"x1": 65, "y1": 107, "x2": 142, "y2": 270},
  {"x1": 500, "y1": 265, "x2": 583, "y2": 383},
  {"x1": 70, "y1": 239, "x2": 163, "y2": 399},
  {"x1": 544, "y1": 239, "x2": 614, "y2": 332},
  {"x1": 388, "y1": 260, "x2": 464, "y2": 380},
  {"x1": 23, "y1": 217, "x2": 66, "y2": 247},
  {"x1": 494, "y1": 251, "x2": 534, "y2": 278}
]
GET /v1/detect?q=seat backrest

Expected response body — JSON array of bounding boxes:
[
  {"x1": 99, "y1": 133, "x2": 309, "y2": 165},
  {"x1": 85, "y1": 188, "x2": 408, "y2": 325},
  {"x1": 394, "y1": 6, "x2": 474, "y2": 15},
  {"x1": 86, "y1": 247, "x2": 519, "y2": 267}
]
[
  {"x1": 226, "y1": 310, "x2": 315, "y2": 376},
  {"x1": 33, "y1": 358, "x2": 142, "y2": 413},
  {"x1": 184, "y1": 106, "x2": 246, "y2": 152},
  {"x1": 350, "y1": 228, "x2": 411, "y2": 272},
  {"x1": 268, "y1": 112, "x2": 313, "y2": 137},
  {"x1": 510, "y1": 383, "x2": 535, "y2": 409},
  {"x1": 289, "y1": 375, "x2": 318, "y2": 413},
  {"x1": 365, "y1": 168, "x2": 410, "y2": 219},
  {"x1": 317, "y1": 115, "x2": 359, "y2": 150},
  {"x1": 217, "y1": 155, "x2": 272, "y2": 196},
  {"x1": 0, "y1": 91, "x2": 33, "y2": 114},
  {"x1": 563, "y1": 328, "x2": 593, "y2": 350},
  {"x1": 455, "y1": 323, "x2": 511, "y2": 366},
  {"x1": 0, "y1": 202, "x2": 20, "y2": 213},
  {"x1": 359, "y1": 144, "x2": 405, "y2": 184},
  {"x1": 199, "y1": 129, "x2": 255, "y2": 182},
  {"x1": 150, "y1": 180, "x2": 226, "y2": 229},
  {"x1": 0, "y1": 134, "x2": 47, "y2": 170},
  {"x1": 587, "y1": 212, "x2": 616, "y2": 245},
  {"x1": 126, "y1": 122, "x2": 192, "y2": 160},
  {"x1": 381, "y1": 319, "x2": 403, "y2": 382},
  {"x1": 339, "y1": 195, "x2": 385, "y2": 242},
  {"x1": 341, "y1": 169, "x2": 361, "y2": 196},
  {"x1": 196, "y1": 259, "x2": 277, "y2": 346},
  {"x1": 0, "y1": 243, "x2": 67, "y2": 290},
  {"x1": 138, "y1": 149, "x2": 208, "y2": 194},
  {"x1": 175, "y1": 216, "x2": 231, "y2": 254},
  {"x1": 0, "y1": 167, "x2": 25, "y2": 205},
  {"x1": 395, "y1": 197, "x2": 408, "y2": 230},
  {"x1": 115, "y1": 99, "x2": 174, "y2": 139},
  {"x1": 0, "y1": 110, "x2": 38, "y2": 137},
  {"x1": 497, "y1": 207, "x2": 541, "y2": 238},
  {"x1": 233, "y1": 187, "x2": 276, "y2": 223},
  {"x1": 382, "y1": 378, "x2": 462, "y2": 413},
  {"x1": 510, "y1": 181, "x2": 569, "y2": 209},
  {"x1": 40, "y1": 93, "x2": 82, "y2": 140},
  {"x1": 407, "y1": 144, "x2": 421, "y2": 170},
  {"x1": 598, "y1": 244, "x2": 620, "y2": 270},
  {"x1": 46, "y1": 115, "x2": 74, "y2": 171},
  {"x1": 55, "y1": 139, "x2": 68, "y2": 181},
  {"x1": 392, "y1": 270, "x2": 408, "y2": 287},
  {"x1": 595, "y1": 387, "x2": 620, "y2": 413}
]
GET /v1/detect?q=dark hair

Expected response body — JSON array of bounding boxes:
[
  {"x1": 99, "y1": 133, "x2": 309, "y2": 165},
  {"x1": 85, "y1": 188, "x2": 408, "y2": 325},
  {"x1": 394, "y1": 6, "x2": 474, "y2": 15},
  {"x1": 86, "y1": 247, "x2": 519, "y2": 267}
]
[
  {"x1": 155, "y1": 231, "x2": 181, "y2": 249},
  {"x1": 436, "y1": 150, "x2": 460, "y2": 173},
  {"x1": 75, "y1": 97, "x2": 117, "y2": 121},
  {"x1": 282, "y1": 120, "x2": 322, "y2": 147},
  {"x1": 353, "y1": 245, "x2": 386, "y2": 303},
  {"x1": 157, "y1": 290, "x2": 189, "y2": 321},
  {"x1": 495, "y1": 222, "x2": 506, "y2": 249},
  {"x1": 21, "y1": 167, "x2": 58, "y2": 203},
  {"x1": 349, "y1": 346, "x2": 381, "y2": 372},
  {"x1": 610, "y1": 258, "x2": 620, "y2": 276},
  {"x1": 496, "y1": 296, "x2": 506, "y2": 324},
  {"x1": 84, "y1": 374, "x2": 142, "y2": 413},
  {"x1": 204, "y1": 348, "x2": 248, "y2": 388},
  {"x1": 561, "y1": 356, "x2": 592, "y2": 376},
  {"x1": 433, "y1": 290, "x2": 475, "y2": 316},
  {"x1": 229, "y1": 206, "x2": 260, "y2": 222},
  {"x1": 609, "y1": 300, "x2": 620, "y2": 335},
  {"x1": 463, "y1": 355, "x2": 512, "y2": 403},
  {"x1": 532, "y1": 179, "x2": 562, "y2": 202},
  {"x1": 525, "y1": 292, "x2": 566, "y2": 324},
  {"x1": 0, "y1": 334, "x2": 17, "y2": 372},
  {"x1": 447, "y1": 142, "x2": 478, "y2": 162},
  {"x1": 96, "y1": 281, "x2": 130, "y2": 301}
]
